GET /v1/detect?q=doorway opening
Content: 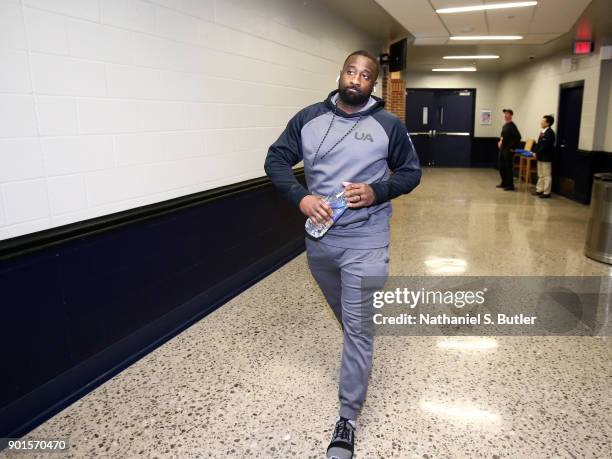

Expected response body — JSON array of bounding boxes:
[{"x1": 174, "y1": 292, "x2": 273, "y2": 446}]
[{"x1": 554, "y1": 80, "x2": 584, "y2": 197}]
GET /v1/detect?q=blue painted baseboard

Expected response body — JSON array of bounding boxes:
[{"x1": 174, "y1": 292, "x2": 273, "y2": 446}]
[{"x1": 0, "y1": 171, "x2": 307, "y2": 439}]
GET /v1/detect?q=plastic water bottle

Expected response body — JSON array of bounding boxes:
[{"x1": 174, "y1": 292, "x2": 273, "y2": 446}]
[{"x1": 305, "y1": 184, "x2": 348, "y2": 239}]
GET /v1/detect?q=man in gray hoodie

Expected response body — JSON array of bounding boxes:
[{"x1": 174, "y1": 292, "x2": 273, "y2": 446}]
[{"x1": 264, "y1": 50, "x2": 421, "y2": 459}]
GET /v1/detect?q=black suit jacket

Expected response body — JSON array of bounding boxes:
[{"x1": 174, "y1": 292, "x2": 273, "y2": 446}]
[{"x1": 533, "y1": 128, "x2": 555, "y2": 162}]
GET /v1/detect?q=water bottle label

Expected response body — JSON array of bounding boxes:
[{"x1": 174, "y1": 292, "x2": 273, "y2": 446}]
[{"x1": 305, "y1": 185, "x2": 348, "y2": 238}]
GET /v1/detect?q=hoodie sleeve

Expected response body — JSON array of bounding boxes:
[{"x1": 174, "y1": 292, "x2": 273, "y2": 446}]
[
  {"x1": 264, "y1": 112, "x2": 310, "y2": 208},
  {"x1": 370, "y1": 117, "x2": 422, "y2": 204}
]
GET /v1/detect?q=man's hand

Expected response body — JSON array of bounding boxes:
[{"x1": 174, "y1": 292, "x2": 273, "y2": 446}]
[
  {"x1": 344, "y1": 182, "x2": 375, "y2": 208},
  {"x1": 299, "y1": 195, "x2": 333, "y2": 225}
]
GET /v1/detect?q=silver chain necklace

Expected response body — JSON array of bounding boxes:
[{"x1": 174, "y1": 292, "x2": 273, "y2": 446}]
[{"x1": 312, "y1": 106, "x2": 362, "y2": 166}]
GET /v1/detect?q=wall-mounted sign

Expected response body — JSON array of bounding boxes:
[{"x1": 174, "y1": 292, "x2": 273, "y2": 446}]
[
  {"x1": 573, "y1": 40, "x2": 593, "y2": 55},
  {"x1": 480, "y1": 109, "x2": 492, "y2": 125}
]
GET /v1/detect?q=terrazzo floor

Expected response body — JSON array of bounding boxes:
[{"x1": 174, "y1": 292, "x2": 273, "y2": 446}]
[{"x1": 4, "y1": 169, "x2": 612, "y2": 458}]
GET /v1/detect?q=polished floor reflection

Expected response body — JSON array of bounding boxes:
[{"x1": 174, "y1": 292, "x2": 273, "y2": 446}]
[{"x1": 8, "y1": 169, "x2": 611, "y2": 458}]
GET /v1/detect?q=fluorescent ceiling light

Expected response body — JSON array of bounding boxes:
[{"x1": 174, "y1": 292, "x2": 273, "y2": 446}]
[
  {"x1": 450, "y1": 35, "x2": 523, "y2": 40},
  {"x1": 432, "y1": 67, "x2": 477, "y2": 72},
  {"x1": 437, "y1": 1, "x2": 537, "y2": 14},
  {"x1": 443, "y1": 55, "x2": 499, "y2": 59}
]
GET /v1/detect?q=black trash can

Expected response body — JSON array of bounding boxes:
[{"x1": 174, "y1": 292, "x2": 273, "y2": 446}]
[{"x1": 585, "y1": 172, "x2": 612, "y2": 265}]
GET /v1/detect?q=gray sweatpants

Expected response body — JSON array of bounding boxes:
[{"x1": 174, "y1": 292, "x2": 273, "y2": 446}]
[{"x1": 305, "y1": 237, "x2": 389, "y2": 420}]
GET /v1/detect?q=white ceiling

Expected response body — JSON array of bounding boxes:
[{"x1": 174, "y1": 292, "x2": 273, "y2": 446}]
[
  {"x1": 375, "y1": 0, "x2": 592, "y2": 45},
  {"x1": 319, "y1": 0, "x2": 409, "y2": 42}
]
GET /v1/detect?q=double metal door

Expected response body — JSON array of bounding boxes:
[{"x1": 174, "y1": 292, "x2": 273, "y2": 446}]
[{"x1": 405, "y1": 89, "x2": 474, "y2": 167}]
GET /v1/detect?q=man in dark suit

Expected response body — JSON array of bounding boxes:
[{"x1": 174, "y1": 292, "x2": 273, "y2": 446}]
[
  {"x1": 532, "y1": 114, "x2": 556, "y2": 198},
  {"x1": 497, "y1": 108, "x2": 521, "y2": 191}
]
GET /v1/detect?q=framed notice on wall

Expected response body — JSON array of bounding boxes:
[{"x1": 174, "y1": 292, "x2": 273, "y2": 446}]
[{"x1": 480, "y1": 109, "x2": 492, "y2": 125}]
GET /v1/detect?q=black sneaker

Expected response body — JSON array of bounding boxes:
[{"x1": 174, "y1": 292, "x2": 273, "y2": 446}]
[
  {"x1": 326, "y1": 417, "x2": 355, "y2": 459},
  {"x1": 503, "y1": 187, "x2": 515, "y2": 191},
  {"x1": 532, "y1": 191, "x2": 543, "y2": 196},
  {"x1": 496, "y1": 183, "x2": 505, "y2": 188},
  {"x1": 539, "y1": 194, "x2": 551, "y2": 199}
]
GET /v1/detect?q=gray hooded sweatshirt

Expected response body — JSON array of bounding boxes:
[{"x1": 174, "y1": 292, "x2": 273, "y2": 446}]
[{"x1": 264, "y1": 89, "x2": 421, "y2": 249}]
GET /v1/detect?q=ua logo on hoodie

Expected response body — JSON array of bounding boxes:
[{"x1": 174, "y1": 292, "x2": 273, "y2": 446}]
[{"x1": 355, "y1": 132, "x2": 374, "y2": 142}]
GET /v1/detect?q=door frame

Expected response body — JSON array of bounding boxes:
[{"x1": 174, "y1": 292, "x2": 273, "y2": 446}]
[{"x1": 555, "y1": 80, "x2": 584, "y2": 196}]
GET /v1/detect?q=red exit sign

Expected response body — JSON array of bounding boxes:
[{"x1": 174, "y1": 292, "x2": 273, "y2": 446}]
[{"x1": 573, "y1": 40, "x2": 593, "y2": 55}]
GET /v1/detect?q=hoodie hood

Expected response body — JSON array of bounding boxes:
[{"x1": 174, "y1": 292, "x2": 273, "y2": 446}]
[{"x1": 324, "y1": 89, "x2": 386, "y2": 118}]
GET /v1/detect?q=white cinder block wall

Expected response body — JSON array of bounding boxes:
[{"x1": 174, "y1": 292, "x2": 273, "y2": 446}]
[{"x1": 0, "y1": 0, "x2": 381, "y2": 240}]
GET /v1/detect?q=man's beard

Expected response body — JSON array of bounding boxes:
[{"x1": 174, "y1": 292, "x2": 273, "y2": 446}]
[{"x1": 338, "y1": 84, "x2": 371, "y2": 106}]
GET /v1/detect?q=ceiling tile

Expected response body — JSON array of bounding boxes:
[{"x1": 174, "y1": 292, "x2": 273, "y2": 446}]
[
  {"x1": 440, "y1": 11, "x2": 489, "y2": 35},
  {"x1": 522, "y1": 33, "x2": 563, "y2": 44},
  {"x1": 529, "y1": 0, "x2": 591, "y2": 34},
  {"x1": 486, "y1": 6, "x2": 535, "y2": 35},
  {"x1": 431, "y1": 0, "x2": 485, "y2": 8},
  {"x1": 414, "y1": 37, "x2": 450, "y2": 45}
]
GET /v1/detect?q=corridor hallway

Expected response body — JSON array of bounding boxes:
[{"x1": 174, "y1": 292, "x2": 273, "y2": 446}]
[{"x1": 10, "y1": 169, "x2": 611, "y2": 458}]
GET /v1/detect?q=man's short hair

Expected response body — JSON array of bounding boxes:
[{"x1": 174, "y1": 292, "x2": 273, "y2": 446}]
[
  {"x1": 343, "y1": 50, "x2": 380, "y2": 80},
  {"x1": 543, "y1": 114, "x2": 554, "y2": 126},
  {"x1": 502, "y1": 108, "x2": 513, "y2": 115}
]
